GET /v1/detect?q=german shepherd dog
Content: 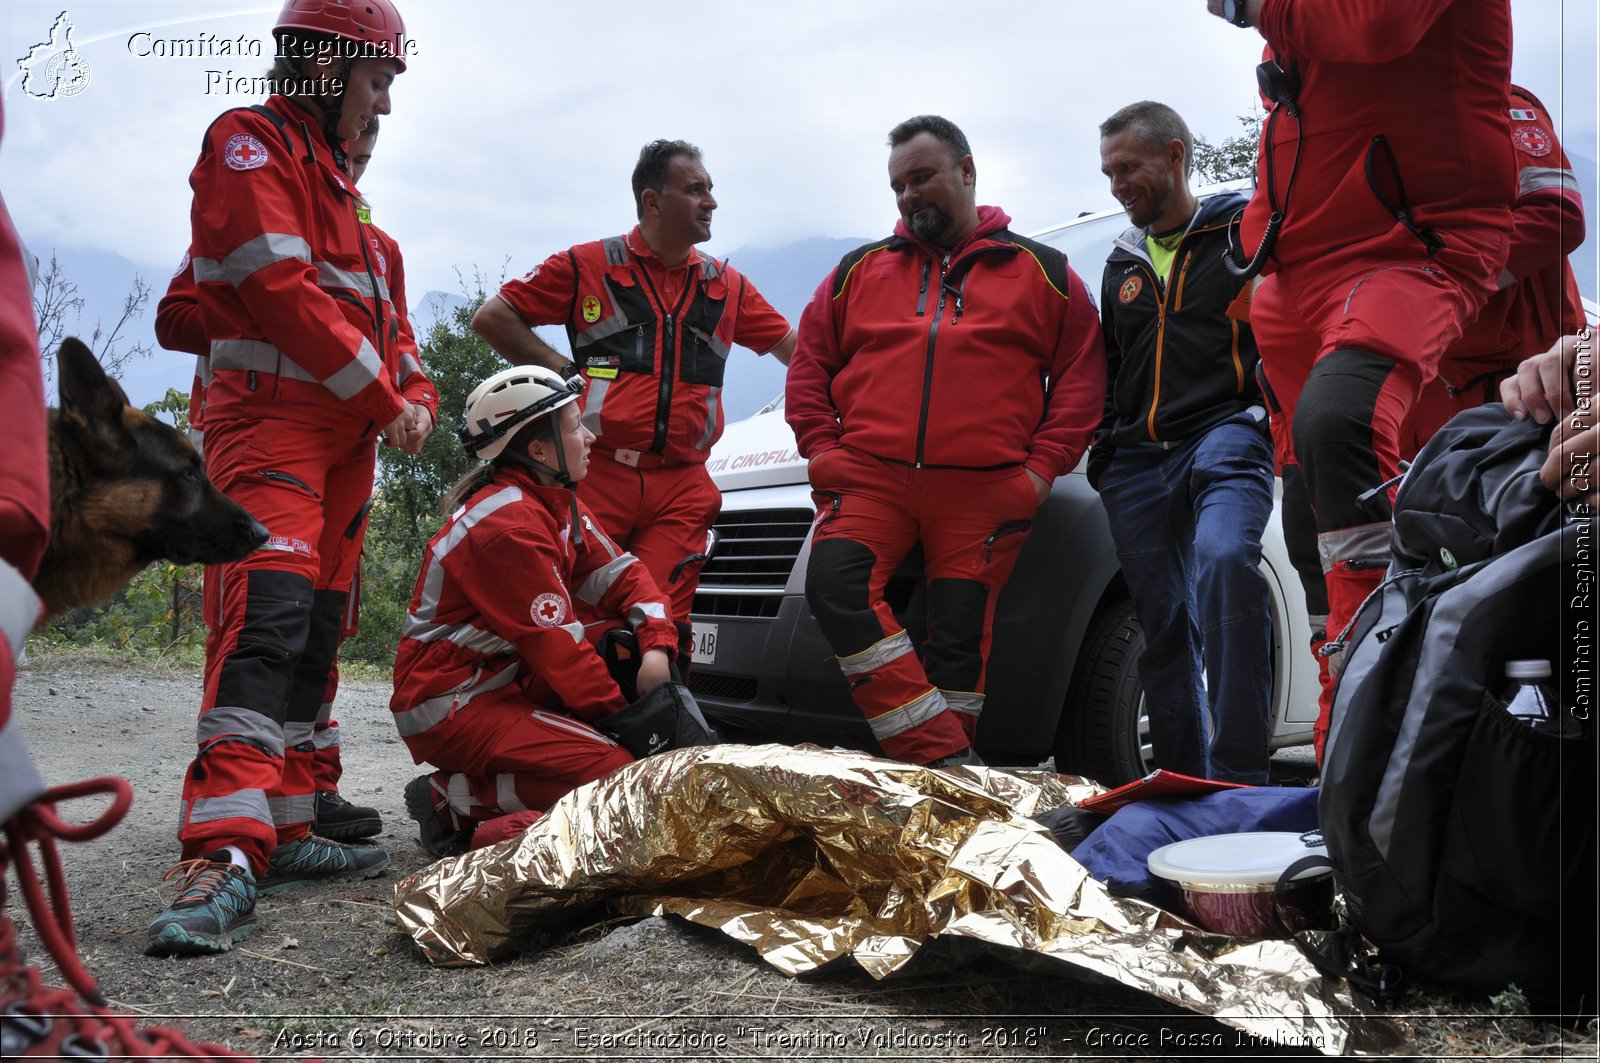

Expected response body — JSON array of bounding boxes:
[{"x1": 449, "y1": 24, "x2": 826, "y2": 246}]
[{"x1": 33, "y1": 338, "x2": 268, "y2": 618}]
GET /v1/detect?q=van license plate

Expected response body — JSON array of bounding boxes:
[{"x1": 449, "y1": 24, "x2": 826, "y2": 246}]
[{"x1": 691, "y1": 622, "x2": 718, "y2": 665}]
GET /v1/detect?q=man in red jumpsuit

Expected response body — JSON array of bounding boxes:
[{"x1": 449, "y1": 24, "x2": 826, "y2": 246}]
[
  {"x1": 471, "y1": 140, "x2": 796, "y2": 661},
  {"x1": 0, "y1": 96, "x2": 269, "y2": 1058},
  {"x1": 155, "y1": 116, "x2": 436, "y2": 844},
  {"x1": 1206, "y1": 0, "x2": 1517, "y2": 760},
  {"x1": 1405, "y1": 84, "x2": 1587, "y2": 449},
  {"x1": 393, "y1": 365, "x2": 678, "y2": 857},
  {"x1": 785, "y1": 115, "x2": 1105, "y2": 767},
  {"x1": 147, "y1": 0, "x2": 416, "y2": 958}
]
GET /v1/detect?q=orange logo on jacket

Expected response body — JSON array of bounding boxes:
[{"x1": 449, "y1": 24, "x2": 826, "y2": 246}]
[
  {"x1": 581, "y1": 295, "x2": 602, "y2": 323},
  {"x1": 1118, "y1": 275, "x2": 1143, "y2": 304}
]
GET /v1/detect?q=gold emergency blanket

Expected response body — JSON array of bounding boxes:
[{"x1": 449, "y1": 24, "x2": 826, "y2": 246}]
[{"x1": 394, "y1": 744, "x2": 1404, "y2": 1056}]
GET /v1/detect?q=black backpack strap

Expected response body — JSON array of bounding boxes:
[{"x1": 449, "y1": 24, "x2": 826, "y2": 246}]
[{"x1": 1272, "y1": 854, "x2": 1407, "y2": 1007}]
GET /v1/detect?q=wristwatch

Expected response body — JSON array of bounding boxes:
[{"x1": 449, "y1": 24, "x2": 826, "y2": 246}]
[{"x1": 1221, "y1": 0, "x2": 1251, "y2": 27}]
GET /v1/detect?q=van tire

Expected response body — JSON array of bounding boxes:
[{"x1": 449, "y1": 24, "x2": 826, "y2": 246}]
[{"x1": 1053, "y1": 598, "x2": 1150, "y2": 786}]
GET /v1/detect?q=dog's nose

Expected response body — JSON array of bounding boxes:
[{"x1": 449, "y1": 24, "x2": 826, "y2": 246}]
[{"x1": 244, "y1": 515, "x2": 270, "y2": 548}]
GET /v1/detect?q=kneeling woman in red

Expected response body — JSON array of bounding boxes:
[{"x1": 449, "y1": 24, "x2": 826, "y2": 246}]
[{"x1": 391, "y1": 366, "x2": 677, "y2": 856}]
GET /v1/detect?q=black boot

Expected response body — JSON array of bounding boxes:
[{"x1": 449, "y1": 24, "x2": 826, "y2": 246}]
[{"x1": 312, "y1": 790, "x2": 382, "y2": 841}]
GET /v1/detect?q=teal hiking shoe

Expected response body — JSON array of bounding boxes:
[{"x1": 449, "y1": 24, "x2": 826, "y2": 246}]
[
  {"x1": 257, "y1": 835, "x2": 390, "y2": 896},
  {"x1": 145, "y1": 853, "x2": 257, "y2": 956},
  {"x1": 404, "y1": 774, "x2": 472, "y2": 860}
]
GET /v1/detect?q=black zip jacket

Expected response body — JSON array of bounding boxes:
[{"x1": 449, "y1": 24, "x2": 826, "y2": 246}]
[{"x1": 1089, "y1": 191, "x2": 1261, "y2": 481}]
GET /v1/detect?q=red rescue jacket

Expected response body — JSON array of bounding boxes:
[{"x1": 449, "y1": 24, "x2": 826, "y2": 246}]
[
  {"x1": 495, "y1": 229, "x2": 791, "y2": 465},
  {"x1": 1246, "y1": 0, "x2": 1516, "y2": 272},
  {"x1": 390, "y1": 468, "x2": 678, "y2": 748},
  {"x1": 786, "y1": 205, "x2": 1105, "y2": 482},
  {"x1": 187, "y1": 96, "x2": 404, "y2": 436},
  {"x1": 160, "y1": 219, "x2": 434, "y2": 447},
  {"x1": 1441, "y1": 85, "x2": 1586, "y2": 386}
]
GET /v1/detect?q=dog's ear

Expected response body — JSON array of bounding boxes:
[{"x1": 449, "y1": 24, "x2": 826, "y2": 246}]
[{"x1": 56, "y1": 337, "x2": 135, "y2": 462}]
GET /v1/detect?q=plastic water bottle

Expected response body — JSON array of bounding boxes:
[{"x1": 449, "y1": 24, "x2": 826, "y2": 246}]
[{"x1": 1503, "y1": 660, "x2": 1555, "y2": 727}]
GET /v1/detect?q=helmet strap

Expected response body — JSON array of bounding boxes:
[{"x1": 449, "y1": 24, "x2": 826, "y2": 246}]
[{"x1": 502, "y1": 429, "x2": 585, "y2": 548}]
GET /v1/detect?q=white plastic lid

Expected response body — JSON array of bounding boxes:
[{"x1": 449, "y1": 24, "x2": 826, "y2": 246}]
[
  {"x1": 1506, "y1": 659, "x2": 1553, "y2": 679},
  {"x1": 1147, "y1": 831, "x2": 1329, "y2": 887}
]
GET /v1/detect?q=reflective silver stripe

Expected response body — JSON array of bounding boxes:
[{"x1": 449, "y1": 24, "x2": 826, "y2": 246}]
[
  {"x1": 581, "y1": 517, "x2": 623, "y2": 562},
  {"x1": 574, "y1": 313, "x2": 632, "y2": 346},
  {"x1": 398, "y1": 353, "x2": 423, "y2": 383},
  {"x1": 694, "y1": 384, "x2": 722, "y2": 451},
  {"x1": 1317, "y1": 522, "x2": 1391, "y2": 572},
  {"x1": 445, "y1": 772, "x2": 480, "y2": 815},
  {"x1": 868, "y1": 687, "x2": 950, "y2": 741},
  {"x1": 315, "y1": 260, "x2": 390, "y2": 304},
  {"x1": 322, "y1": 337, "x2": 384, "y2": 400},
  {"x1": 283, "y1": 721, "x2": 315, "y2": 747},
  {"x1": 413, "y1": 487, "x2": 523, "y2": 624},
  {"x1": 531, "y1": 709, "x2": 618, "y2": 746},
  {"x1": 577, "y1": 555, "x2": 637, "y2": 606},
  {"x1": 495, "y1": 774, "x2": 524, "y2": 813},
  {"x1": 581, "y1": 376, "x2": 609, "y2": 438},
  {"x1": 0, "y1": 716, "x2": 48, "y2": 824},
  {"x1": 312, "y1": 722, "x2": 339, "y2": 750},
  {"x1": 186, "y1": 789, "x2": 273, "y2": 827},
  {"x1": 1, "y1": 560, "x2": 41, "y2": 658},
  {"x1": 1519, "y1": 166, "x2": 1578, "y2": 197},
  {"x1": 838, "y1": 629, "x2": 916, "y2": 677},
  {"x1": 602, "y1": 236, "x2": 629, "y2": 266},
  {"x1": 210, "y1": 338, "x2": 315, "y2": 384},
  {"x1": 943, "y1": 690, "x2": 985, "y2": 719},
  {"x1": 399, "y1": 616, "x2": 516, "y2": 656},
  {"x1": 194, "y1": 232, "x2": 313, "y2": 288},
  {"x1": 392, "y1": 660, "x2": 519, "y2": 738},
  {"x1": 314, "y1": 698, "x2": 335, "y2": 728},
  {"x1": 196, "y1": 704, "x2": 285, "y2": 756},
  {"x1": 626, "y1": 603, "x2": 667, "y2": 630},
  {"x1": 190, "y1": 426, "x2": 206, "y2": 456},
  {"x1": 268, "y1": 792, "x2": 315, "y2": 825},
  {"x1": 195, "y1": 354, "x2": 214, "y2": 386},
  {"x1": 558, "y1": 620, "x2": 587, "y2": 645}
]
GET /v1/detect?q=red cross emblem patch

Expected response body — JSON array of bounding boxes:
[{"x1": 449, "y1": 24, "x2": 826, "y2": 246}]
[
  {"x1": 531, "y1": 592, "x2": 567, "y2": 628},
  {"x1": 1513, "y1": 125, "x2": 1553, "y2": 158},
  {"x1": 224, "y1": 133, "x2": 269, "y2": 171}
]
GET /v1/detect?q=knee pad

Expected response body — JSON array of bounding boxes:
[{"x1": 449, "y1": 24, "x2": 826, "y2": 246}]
[
  {"x1": 804, "y1": 538, "x2": 884, "y2": 654},
  {"x1": 921, "y1": 579, "x2": 989, "y2": 690},
  {"x1": 215, "y1": 569, "x2": 315, "y2": 721}
]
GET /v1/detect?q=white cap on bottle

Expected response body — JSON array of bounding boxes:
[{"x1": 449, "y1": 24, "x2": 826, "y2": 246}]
[{"x1": 1505, "y1": 659, "x2": 1553, "y2": 679}]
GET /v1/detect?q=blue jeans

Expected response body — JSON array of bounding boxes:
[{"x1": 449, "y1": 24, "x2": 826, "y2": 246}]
[{"x1": 1097, "y1": 415, "x2": 1276, "y2": 784}]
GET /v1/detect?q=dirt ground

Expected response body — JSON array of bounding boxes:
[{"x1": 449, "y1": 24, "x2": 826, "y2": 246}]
[{"x1": 7, "y1": 648, "x2": 1594, "y2": 1061}]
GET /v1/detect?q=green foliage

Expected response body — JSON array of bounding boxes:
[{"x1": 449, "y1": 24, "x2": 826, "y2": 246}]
[
  {"x1": 44, "y1": 561, "x2": 206, "y2": 663},
  {"x1": 1192, "y1": 108, "x2": 1265, "y2": 185},
  {"x1": 146, "y1": 386, "x2": 192, "y2": 431},
  {"x1": 343, "y1": 280, "x2": 506, "y2": 665}
]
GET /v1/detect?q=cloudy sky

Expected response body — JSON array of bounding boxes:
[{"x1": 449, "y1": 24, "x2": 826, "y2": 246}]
[{"x1": 2, "y1": 0, "x2": 1596, "y2": 301}]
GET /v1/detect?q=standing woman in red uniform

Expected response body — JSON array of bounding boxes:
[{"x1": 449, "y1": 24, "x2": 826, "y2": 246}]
[{"x1": 147, "y1": 0, "x2": 417, "y2": 957}]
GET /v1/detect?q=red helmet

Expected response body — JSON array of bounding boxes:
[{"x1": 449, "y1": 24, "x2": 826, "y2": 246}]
[{"x1": 274, "y1": 0, "x2": 409, "y2": 73}]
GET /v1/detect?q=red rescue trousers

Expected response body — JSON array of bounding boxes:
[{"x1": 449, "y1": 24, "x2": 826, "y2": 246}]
[
  {"x1": 803, "y1": 447, "x2": 1040, "y2": 765},
  {"x1": 404, "y1": 687, "x2": 632, "y2": 828},
  {"x1": 1250, "y1": 224, "x2": 1507, "y2": 760},
  {"x1": 180, "y1": 418, "x2": 375, "y2": 872},
  {"x1": 578, "y1": 452, "x2": 721, "y2": 642}
]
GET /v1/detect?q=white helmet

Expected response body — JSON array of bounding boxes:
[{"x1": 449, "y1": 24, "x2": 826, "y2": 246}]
[{"x1": 459, "y1": 365, "x2": 583, "y2": 461}]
